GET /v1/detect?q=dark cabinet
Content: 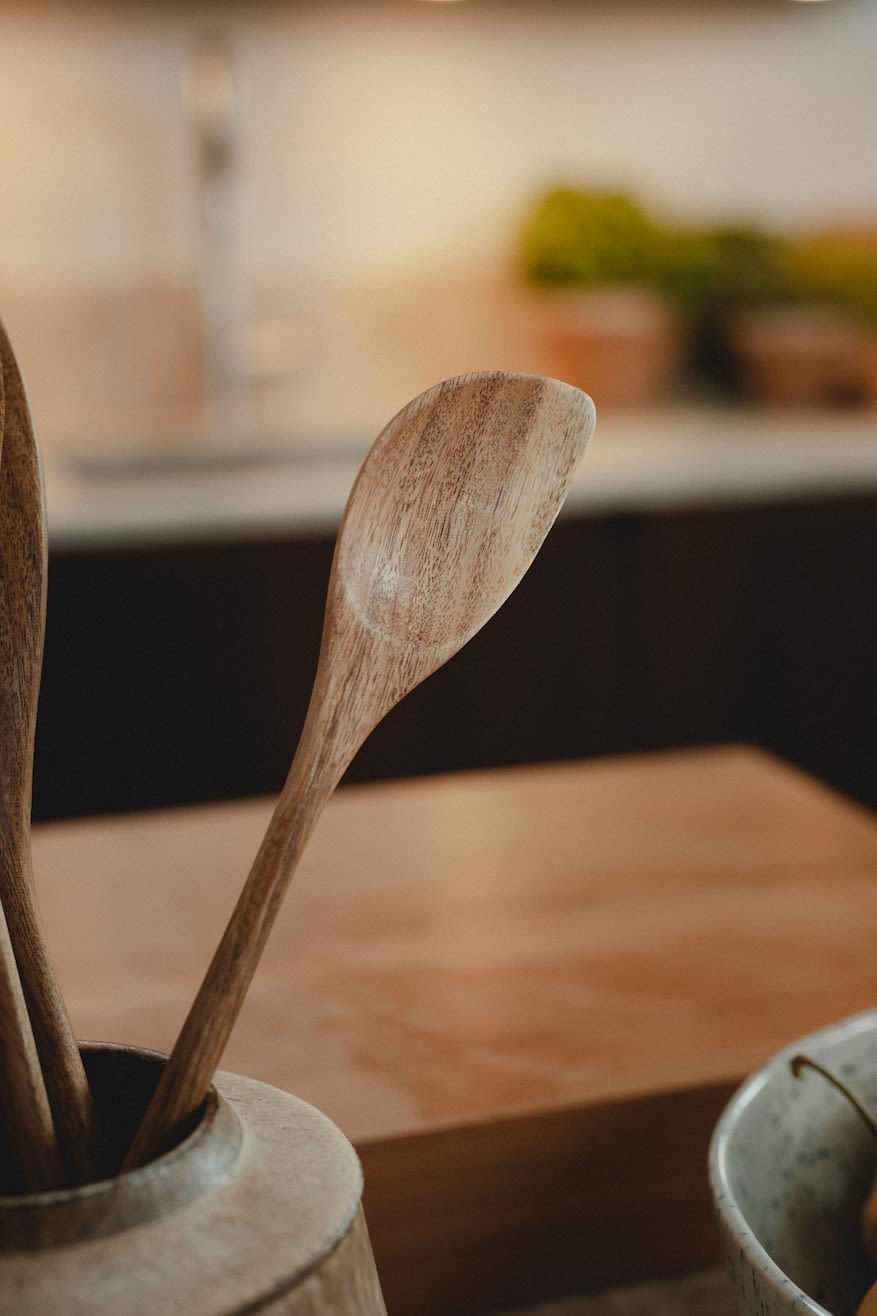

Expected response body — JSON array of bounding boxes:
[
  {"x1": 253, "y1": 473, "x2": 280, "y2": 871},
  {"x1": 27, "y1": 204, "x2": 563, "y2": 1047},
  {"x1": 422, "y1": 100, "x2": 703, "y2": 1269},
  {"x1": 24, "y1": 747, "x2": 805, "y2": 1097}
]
[{"x1": 34, "y1": 492, "x2": 877, "y2": 823}]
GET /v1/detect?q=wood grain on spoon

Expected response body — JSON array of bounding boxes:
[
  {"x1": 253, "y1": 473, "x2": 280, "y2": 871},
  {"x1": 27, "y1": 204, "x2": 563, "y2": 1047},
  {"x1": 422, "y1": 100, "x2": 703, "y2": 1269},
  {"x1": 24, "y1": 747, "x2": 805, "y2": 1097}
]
[
  {"x1": 0, "y1": 897, "x2": 64, "y2": 1191},
  {"x1": 0, "y1": 321, "x2": 99, "y2": 1184},
  {"x1": 125, "y1": 371, "x2": 595, "y2": 1170},
  {"x1": 0, "y1": 341, "x2": 63, "y2": 1192}
]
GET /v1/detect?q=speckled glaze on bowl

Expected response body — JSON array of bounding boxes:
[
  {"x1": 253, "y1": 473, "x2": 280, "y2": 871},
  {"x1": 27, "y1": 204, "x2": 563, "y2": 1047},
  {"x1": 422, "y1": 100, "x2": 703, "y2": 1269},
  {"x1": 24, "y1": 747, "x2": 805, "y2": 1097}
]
[{"x1": 710, "y1": 1009, "x2": 877, "y2": 1316}]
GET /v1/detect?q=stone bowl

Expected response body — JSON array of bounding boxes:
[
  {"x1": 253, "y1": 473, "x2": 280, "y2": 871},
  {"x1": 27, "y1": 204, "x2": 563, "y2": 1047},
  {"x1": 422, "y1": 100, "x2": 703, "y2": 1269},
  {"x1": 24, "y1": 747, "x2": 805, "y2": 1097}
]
[{"x1": 709, "y1": 1009, "x2": 877, "y2": 1316}]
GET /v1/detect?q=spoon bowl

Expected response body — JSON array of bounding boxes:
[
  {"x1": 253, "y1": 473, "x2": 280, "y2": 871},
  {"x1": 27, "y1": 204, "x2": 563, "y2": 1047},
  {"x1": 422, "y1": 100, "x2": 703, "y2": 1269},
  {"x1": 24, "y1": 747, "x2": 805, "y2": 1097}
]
[{"x1": 339, "y1": 372, "x2": 588, "y2": 658}]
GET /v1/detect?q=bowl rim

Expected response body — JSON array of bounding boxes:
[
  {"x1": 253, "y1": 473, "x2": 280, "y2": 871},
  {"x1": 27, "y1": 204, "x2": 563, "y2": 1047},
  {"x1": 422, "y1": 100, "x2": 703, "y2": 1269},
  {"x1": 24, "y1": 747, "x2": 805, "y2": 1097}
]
[{"x1": 708, "y1": 1006, "x2": 877, "y2": 1316}]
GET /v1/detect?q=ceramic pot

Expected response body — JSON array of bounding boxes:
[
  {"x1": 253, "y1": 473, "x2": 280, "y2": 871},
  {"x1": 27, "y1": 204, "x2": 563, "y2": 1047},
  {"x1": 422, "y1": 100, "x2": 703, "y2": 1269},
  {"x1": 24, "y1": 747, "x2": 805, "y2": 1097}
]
[
  {"x1": 855, "y1": 331, "x2": 877, "y2": 404},
  {"x1": 0, "y1": 1042, "x2": 386, "y2": 1315},
  {"x1": 730, "y1": 306, "x2": 865, "y2": 407},
  {"x1": 526, "y1": 286, "x2": 681, "y2": 408},
  {"x1": 709, "y1": 1009, "x2": 877, "y2": 1316}
]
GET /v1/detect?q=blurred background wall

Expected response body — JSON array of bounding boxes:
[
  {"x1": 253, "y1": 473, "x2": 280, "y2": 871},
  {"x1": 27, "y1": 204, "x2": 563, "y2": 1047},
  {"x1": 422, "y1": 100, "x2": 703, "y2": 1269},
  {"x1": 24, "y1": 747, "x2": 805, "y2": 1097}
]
[
  {"x1": 1, "y1": 0, "x2": 875, "y2": 442},
  {"x1": 3, "y1": 0, "x2": 876, "y2": 287}
]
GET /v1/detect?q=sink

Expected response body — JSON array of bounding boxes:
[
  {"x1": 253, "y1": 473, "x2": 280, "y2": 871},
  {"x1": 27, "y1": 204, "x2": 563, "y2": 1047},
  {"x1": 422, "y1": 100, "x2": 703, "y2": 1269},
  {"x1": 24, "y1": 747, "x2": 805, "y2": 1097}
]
[{"x1": 66, "y1": 430, "x2": 366, "y2": 479}]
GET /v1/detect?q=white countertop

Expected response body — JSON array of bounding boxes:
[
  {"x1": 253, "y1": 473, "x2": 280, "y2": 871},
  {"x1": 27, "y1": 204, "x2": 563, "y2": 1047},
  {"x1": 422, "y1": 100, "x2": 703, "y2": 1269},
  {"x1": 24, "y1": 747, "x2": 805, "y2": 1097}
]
[{"x1": 43, "y1": 406, "x2": 877, "y2": 553}]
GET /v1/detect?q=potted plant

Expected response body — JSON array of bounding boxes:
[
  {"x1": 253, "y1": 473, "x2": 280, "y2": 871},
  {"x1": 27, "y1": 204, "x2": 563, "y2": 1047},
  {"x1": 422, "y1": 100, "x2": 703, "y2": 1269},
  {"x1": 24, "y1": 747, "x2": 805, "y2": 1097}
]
[
  {"x1": 651, "y1": 221, "x2": 800, "y2": 400},
  {"x1": 784, "y1": 226, "x2": 877, "y2": 404},
  {"x1": 517, "y1": 186, "x2": 682, "y2": 408},
  {"x1": 718, "y1": 224, "x2": 877, "y2": 408}
]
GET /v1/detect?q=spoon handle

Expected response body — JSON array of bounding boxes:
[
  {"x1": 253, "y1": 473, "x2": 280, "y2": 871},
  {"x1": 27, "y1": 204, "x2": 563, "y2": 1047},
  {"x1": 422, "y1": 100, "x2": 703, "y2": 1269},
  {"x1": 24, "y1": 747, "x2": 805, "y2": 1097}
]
[
  {"x1": 0, "y1": 321, "x2": 99, "y2": 1183},
  {"x1": 0, "y1": 892, "x2": 64, "y2": 1191},
  {"x1": 123, "y1": 712, "x2": 353, "y2": 1170},
  {"x1": 0, "y1": 848, "x2": 101, "y2": 1183}
]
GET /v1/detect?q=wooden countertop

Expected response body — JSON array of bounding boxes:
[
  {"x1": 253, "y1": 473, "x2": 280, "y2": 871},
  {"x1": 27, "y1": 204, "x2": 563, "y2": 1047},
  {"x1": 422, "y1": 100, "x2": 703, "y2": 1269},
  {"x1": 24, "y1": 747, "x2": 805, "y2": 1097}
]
[{"x1": 30, "y1": 746, "x2": 877, "y2": 1313}]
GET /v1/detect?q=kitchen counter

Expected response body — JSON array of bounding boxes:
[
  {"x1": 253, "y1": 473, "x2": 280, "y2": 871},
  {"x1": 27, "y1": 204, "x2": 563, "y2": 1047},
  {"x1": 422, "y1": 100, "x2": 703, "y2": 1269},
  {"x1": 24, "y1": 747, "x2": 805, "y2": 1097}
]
[
  {"x1": 32, "y1": 746, "x2": 877, "y2": 1312},
  {"x1": 43, "y1": 405, "x2": 877, "y2": 552}
]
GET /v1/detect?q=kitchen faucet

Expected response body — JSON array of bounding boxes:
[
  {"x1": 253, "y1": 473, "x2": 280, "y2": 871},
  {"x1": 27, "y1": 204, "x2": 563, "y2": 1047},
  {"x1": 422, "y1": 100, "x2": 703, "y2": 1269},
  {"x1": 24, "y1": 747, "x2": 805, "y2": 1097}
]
[{"x1": 184, "y1": 31, "x2": 314, "y2": 432}]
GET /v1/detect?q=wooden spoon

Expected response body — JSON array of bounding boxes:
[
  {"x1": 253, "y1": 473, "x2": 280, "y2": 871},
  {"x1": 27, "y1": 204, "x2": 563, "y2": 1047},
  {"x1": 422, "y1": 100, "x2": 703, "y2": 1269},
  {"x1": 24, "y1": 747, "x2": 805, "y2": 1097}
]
[
  {"x1": 125, "y1": 371, "x2": 595, "y2": 1169},
  {"x1": 0, "y1": 321, "x2": 99, "y2": 1183},
  {"x1": 0, "y1": 339, "x2": 64, "y2": 1192}
]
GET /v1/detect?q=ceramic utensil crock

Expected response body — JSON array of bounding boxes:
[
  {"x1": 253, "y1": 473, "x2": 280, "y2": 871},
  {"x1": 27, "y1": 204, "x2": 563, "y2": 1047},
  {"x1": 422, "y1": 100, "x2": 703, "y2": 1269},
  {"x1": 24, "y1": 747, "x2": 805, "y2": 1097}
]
[{"x1": 0, "y1": 1042, "x2": 386, "y2": 1315}]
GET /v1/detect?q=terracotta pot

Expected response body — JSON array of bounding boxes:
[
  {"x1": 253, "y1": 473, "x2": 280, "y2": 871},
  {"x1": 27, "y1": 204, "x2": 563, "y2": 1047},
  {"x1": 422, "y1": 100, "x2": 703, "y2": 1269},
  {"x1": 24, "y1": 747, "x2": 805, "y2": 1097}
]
[
  {"x1": 730, "y1": 305, "x2": 867, "y2": 407},
  {"x1": 855, "y1": 330, "x2": 877, "y2": 403},
  {"x1": 0, "y1": 1043, "x2": 386, "y2": 1315},
  {"x1": 526, "y1": 286, "x2": 681, "y2": 409}
]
